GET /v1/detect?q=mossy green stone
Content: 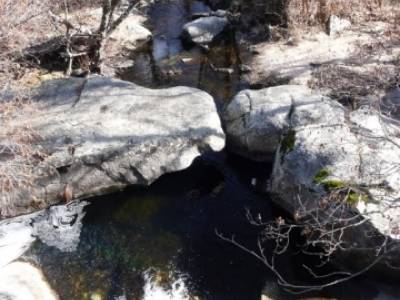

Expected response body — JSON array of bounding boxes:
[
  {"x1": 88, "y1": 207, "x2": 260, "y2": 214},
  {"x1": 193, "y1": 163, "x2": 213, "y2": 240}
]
[
  {"x1": 281, "y1": 129, "x2": 296, "y2": 155},
  {"x1": 314, "y1": 168, "x2": 331, "y2": 183}
]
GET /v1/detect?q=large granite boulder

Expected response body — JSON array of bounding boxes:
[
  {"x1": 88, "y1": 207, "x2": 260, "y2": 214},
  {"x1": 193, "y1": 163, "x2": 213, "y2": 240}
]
[
  {"x1": 0, "y1": 77, "x2": 225, "y2": 217},
  {"x1": 269, "y1": 105, "x2": 400, "y2": 274},
  {"x1": 223, "y1": 85, "x2": 340, "y2": 161},
  {"x1": 225, "y1": 84, "x2": 400, "y2": 274},
  {"x1": 269, "y1": 105, "x2": 400, "y2": 239}
]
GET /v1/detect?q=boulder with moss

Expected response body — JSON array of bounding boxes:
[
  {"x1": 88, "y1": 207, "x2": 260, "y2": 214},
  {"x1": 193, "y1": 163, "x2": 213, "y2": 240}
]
[
  {"x1": 269, "y1": 102, "x2": 400, "y2": 275},
  {"x1": 225, "y1": 84, "x2": 400, "y2": 273}
]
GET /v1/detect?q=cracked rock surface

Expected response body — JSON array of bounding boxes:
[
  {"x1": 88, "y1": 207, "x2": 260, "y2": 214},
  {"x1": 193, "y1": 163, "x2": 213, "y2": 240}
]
[
  {"x1": 223, "y1": 85, "x2": 331, "y2": 161},
  {"x1": 1, "y1": 77, "x2": 225, "y2": 217}
]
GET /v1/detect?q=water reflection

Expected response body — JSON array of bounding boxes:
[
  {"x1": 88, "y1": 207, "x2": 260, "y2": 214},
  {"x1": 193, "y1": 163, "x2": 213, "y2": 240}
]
[
  {"x1": 23, "y1": 156, "x2": 272, "y2": 300},
  {"x1": 119, "y1": 0, "x2": 241, "y2": 107},
  {"x1": 12, "y1": 154, "x2": 400, "y2": 300}
]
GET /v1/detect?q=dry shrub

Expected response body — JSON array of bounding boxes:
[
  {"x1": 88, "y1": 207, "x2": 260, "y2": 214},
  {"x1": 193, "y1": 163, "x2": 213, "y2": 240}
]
[
  {"x1": 285, "y1": 0, "x2": 384, "y2": 27},
  {"x1": 310, "y1": 1, "x2": 400, "y2": 108},
  {"x1": 0, "y1": 0, "x2": 103, "y2": 92},
  {"x1": 0, "y1": 96, "x2": 46, "y2": 215}
]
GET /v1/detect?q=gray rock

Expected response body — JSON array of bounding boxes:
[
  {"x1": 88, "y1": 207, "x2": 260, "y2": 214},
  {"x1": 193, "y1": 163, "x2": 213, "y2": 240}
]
[
  {"x1": 0, "y1": 200, "x2": 88, "y2": 270},
  {"x1": 223, "y1": 85, "x2": 339, "y2": 161},
  {"x1": 381, "y1": 86, "x2": 400, "y2": 118},
  {"x1": 225, "y1": 84, "x2": 400, "y2": 273},
  {"x1": 1, "y1": 77, "x2": 225, "y2": 217},
  {"x1": 267, "y1": 99, "x2": 400, "y2": 274},
  {"x1": 182, "y1": 16, "x2": 229, "y2": 45},
  {"x1": 0, "y1": 200, "x2": 88, "y2": 261}
]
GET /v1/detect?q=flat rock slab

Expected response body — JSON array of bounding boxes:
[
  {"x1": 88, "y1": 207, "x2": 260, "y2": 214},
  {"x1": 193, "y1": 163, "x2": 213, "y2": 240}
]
[{"x1": 1, "y1": 77, "x2": 225, "y2": 217}]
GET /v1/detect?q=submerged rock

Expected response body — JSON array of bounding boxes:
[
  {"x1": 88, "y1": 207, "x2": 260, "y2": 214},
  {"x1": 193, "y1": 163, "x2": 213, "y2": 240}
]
[
  {"x1": 1, "y1": 77, "x2": 225, "y2": 217},
  {"x1": 32, "y1": 201, "x2": 88, "y2": 252},
  {"x1": 182, "y1": 16, "x2": 229, "y2": 45},
  {"x1": 0, "y1": 262, "x2": 58, "y2": 300}
]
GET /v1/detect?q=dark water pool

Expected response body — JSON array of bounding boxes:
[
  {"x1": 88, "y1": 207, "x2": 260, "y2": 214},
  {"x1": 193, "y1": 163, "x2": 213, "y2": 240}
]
[
  {"x1": 22, "y1": 154, "x2": 273, "y2": 300},
  {"x1": 19, "y1": 153, "x2": 400, "y2": 300}
]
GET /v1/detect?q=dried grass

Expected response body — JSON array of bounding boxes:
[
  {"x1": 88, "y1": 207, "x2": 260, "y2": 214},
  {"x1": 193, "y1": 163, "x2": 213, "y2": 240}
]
[
  {"x1": 310, "y1": 5, "x2": 400, "y2": 109},
  {"x1": 0, "y1": 96, "x2": 47, "y2": 215},
  {"x1": 286, "y1": 0, "x2": 384, "y2": 27}
]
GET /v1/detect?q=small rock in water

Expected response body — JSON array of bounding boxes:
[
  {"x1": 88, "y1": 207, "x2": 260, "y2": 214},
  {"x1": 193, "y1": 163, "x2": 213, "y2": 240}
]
[{"x1": 182, "y1": 16, "x2": 229, "y2": 45}]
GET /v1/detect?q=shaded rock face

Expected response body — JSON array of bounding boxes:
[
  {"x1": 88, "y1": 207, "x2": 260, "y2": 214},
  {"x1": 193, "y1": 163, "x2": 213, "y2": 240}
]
[
  {"x1": 1, "y1": 77, "x2": 225, "y2": 217},
  {"x1": 268, "y1": 105, "x2": 400, "y2": 274},
  {"x1": 182, "y1": 16, "x2": 229, "y2": 45},
  {"x1": 269, "y1": 105, "x2": 400, "y2": 241}
]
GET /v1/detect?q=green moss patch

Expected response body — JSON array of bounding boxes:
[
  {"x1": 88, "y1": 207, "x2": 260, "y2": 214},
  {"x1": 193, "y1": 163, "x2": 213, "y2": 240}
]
[
  {"x1": 346, "y1": 190, "x2": 370, "y2": 205},
  {"x1": 322, "y1": 179, "x2": 347, "y2": 190},
  {"x1": 314, "y1": 168, "x2": 331, "y2": 183},
  {"x1": 313, "y1": 168, "x2": 372, "y2": 205},
  {"x1": 281, "y1": 129, "x2": 296, "y2": 155}
]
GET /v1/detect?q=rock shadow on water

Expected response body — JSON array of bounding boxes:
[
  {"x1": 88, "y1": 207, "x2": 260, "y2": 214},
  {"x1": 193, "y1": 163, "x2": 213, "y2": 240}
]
[{"x1": 22, "y1": 155, "x2": 274, "y2": 300}]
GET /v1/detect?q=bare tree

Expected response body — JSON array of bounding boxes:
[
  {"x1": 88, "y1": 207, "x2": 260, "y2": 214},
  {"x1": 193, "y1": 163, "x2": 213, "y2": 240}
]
[
  {"x1": 217, "y1": 187, "x2": 400, "y2": 294},
  {"x1": 48, "y1": 0, "x2": 140, "y2": 74}
]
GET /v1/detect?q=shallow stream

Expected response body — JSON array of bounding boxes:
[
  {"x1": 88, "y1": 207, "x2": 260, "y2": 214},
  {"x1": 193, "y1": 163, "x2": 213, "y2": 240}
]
[{"x1": 3, "y1": 0, "x2": 400, "y2": 299}]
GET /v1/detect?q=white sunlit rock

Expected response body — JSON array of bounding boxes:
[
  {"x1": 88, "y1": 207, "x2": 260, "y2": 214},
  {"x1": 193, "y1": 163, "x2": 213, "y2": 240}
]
[{"x1": 0, "y1": 262, "x2": 58, "y2": 300}]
